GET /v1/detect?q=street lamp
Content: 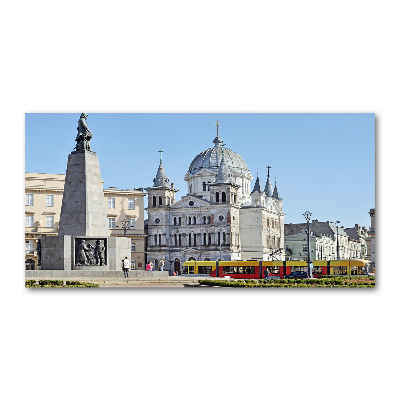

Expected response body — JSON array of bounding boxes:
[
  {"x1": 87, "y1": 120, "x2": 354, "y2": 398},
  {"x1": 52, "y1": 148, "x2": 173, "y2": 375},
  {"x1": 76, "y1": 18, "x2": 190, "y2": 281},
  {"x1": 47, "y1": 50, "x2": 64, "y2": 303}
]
[
  {"x1": 116, "y1": 218, "x2": 130, "y2": 237},
  {"x1": 330, "y1": 221, "x2": 340, "y2": 260},
  {"x1": 303, "y1": 211, "x2": 313, "y2": 278}
]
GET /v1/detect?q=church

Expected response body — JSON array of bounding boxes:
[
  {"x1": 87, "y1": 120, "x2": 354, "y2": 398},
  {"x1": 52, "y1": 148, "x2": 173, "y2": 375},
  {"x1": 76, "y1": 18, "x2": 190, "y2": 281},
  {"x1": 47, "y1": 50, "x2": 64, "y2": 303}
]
[{"x1": 145, "y1": 123, "x2": 285, "y2": 273}]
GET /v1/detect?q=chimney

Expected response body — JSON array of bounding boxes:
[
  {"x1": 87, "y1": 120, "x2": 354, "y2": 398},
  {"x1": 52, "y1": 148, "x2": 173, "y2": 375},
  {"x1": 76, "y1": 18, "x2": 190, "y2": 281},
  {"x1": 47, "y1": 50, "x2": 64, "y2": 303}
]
[{"x1": 171, "y1": 183, "x2": 175, "y2": 189}]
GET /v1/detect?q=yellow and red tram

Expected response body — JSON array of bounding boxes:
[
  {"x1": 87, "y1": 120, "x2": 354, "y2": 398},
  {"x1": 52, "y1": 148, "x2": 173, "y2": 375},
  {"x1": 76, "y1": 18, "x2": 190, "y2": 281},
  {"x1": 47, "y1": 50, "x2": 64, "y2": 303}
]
[{"x1": 182, "y1": 259, "x2": 370, "y2": 279}]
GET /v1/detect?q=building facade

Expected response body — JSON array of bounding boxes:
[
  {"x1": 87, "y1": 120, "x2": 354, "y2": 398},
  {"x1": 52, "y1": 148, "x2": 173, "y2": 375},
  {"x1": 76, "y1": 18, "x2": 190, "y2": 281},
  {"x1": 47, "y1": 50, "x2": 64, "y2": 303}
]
[
  {"x1": 344, "y1": 224, "x2": 369, "y2": 260},
  {"x1": 284, "y1": 232, "x2": 337, "y2": 261},
  {"x1": 25, "y1": 173, "x2": 146, "y2": 270},
  {"x1": 366, "y1": 208, "x2": 375, "y2": 264},
  {"x1": 145, "y1": 130, "x2": 285, "y2": 273},
  {"x1": 285, "y1": 220, "x2": 352, "y2": 260}
]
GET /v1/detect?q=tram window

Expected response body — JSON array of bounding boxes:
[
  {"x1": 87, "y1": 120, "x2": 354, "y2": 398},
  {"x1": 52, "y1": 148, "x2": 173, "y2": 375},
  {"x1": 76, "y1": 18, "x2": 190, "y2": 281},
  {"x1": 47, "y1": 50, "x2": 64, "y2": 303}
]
[
  {"x1": 183, "y1": 266, "x2": 188, "y2": 274},
  {"x1": 223, "y1": 266, "x2": 255, "y2": 274},
  {"x1": 198, "y1": 266, "x2": 212, "y2": 274},
  {"x1": 189, "y1": 266, "x2": 194, "y2": 274},
  {"x1": 312, "y1": 267, "x2": 322, "y2": 274},
  {"x1": 267, "y1": 266, "x2": 280, "y2": 274}
]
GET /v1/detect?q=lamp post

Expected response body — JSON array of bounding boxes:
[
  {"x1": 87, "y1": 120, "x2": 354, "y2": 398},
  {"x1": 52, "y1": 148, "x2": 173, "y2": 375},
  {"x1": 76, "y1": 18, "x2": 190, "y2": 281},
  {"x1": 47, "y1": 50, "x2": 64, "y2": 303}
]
[
  {"x1": 330, "y1": 221, "x2": 340, "y2": 260},
  {"x1": 303, "y1": 211, "x2": 313, "y2": 278},
  {"x1": 116, "y1": 218, "x2": 130, "y2": 237}
]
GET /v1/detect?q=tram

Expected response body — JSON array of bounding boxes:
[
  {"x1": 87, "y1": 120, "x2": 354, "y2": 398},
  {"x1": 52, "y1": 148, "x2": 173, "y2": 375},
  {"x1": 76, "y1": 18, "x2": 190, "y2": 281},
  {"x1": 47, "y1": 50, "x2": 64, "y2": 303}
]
[{"x1": 182, "y1": 259, "x2": 370, "y2": 279}]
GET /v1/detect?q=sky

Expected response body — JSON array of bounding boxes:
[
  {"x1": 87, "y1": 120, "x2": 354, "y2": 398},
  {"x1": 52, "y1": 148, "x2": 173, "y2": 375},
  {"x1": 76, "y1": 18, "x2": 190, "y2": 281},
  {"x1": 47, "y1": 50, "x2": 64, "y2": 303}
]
[{"x1": 25, "y1": 113, "x2": 375, "y2": 228}]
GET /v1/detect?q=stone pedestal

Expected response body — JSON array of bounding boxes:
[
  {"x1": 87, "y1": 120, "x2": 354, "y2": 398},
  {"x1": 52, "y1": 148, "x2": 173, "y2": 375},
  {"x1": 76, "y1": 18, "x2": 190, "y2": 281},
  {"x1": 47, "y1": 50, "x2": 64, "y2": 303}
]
[{"x1": 40, "y1": 145, "x2": 131, "y2": 271}]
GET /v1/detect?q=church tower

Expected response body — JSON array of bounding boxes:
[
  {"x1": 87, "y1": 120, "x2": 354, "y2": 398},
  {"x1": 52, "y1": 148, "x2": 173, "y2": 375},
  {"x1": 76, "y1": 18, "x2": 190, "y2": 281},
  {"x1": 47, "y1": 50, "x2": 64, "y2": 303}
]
[{"x1": 145, "y1": 151, "x2": 178, "y2": 269}]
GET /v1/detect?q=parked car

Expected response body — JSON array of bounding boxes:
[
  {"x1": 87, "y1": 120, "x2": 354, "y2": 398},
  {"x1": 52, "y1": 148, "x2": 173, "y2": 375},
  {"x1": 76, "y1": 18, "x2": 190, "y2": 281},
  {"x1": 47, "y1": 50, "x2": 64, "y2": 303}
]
[{"x1": 284, "y1": 271, "x2": 309, "y2": 279}]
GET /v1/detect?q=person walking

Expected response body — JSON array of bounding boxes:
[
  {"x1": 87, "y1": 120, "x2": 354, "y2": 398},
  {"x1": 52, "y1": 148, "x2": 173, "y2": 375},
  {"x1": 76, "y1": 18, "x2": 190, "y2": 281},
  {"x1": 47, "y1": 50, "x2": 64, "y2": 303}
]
[{"x1": 123, "y1": 256, "x2": 130, "y2": 278}]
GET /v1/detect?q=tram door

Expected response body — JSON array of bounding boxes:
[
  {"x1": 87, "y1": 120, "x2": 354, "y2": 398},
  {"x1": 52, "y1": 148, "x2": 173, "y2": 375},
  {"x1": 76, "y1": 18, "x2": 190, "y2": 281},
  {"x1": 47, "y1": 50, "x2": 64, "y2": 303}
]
[{"x1": 174, "y1": 258, "x2": 180, "y2": 273}]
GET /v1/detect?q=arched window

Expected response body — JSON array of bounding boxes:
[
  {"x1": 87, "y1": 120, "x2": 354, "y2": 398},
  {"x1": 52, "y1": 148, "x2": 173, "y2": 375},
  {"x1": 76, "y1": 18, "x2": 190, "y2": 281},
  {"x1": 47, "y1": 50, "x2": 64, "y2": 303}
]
[
  {"x1": 223, "y1": 232, "x2": 226, "y2": 243},
  {"x1": 218, "y1": 231, "x2": 221, "y2": 246},
  {"x1": 234, "y1": 194, "x2": 237, "y2": 203},
  {"x1": 216, "y1": 192, "x2": 220, "y2": 202},
  {"x1": 159, "y1": 196, "x2": 162, "y2": 206},
  {"x1": 159, "y1": 234, "x2": 161, "y2": 245},
  {"x1": 204, "y1": 258, "x2": 210, "y2": 261},
  {"x1": 179, "y1": 217, "x2": 182, "y2": 225},
  {"x1": 188, "y1": 216, "x2": 192, "y2": 225},
  {"x1": 203, "y1": 216, "x2": 206, "y2": 224},
  {"x1": 188, "y1": 233, "x2": 192, "y2": 246},
  {"x1": 179, "y1": 234, "x2": 182, "y2": 246},
  {"x1": 208, "y1": 233, "x2": 212, "y2": 245},
  {"x1": 222, "y1": 192, "x2": 226, "y2": 202},
  {"x1": 208, "y1": 216, "x2": 211, "y2": 224},
  {"x1": 193, "y1": 216, "x2": 196, "y2": 225},
  {"x1": 203, "y1": 182, "x2": 207, "y2": 191},
  {"x1": 154, "y1": 234, "x2": 157, "y2": 246},
  {"x1": 153, "y1": 196, "x2": 156, "y2": 207},
  {"x1": 203, "y1": 233, "x2": 206, "y2": 245},
  {"x1": 193, "y1": 234, "x2": 196, "y2": 246},
  {"x1": 208, "y1": 182, "x2": 211, "y2": 191},
  {"x1": 174, "y1": 234, "x2": 177, "y2": 246}
]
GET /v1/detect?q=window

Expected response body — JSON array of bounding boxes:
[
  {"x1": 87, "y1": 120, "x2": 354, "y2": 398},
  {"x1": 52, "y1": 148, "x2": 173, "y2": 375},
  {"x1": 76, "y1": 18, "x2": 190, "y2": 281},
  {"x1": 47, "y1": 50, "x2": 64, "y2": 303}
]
[
  {"x1": 46, "y1": 216, "x2": 54, "y2": 227},
  {"x1": 208, "y1": 182, "x2": 211, "y2": 191},
  {"x1": 154, "y1": 234, "x2": 157, "y2": 245},
  {"x1": 203, "y1": 233, "x2": 206, "y2": 245},
  {"x1": 174, "y1": 217, "x2": 177, "y2": 225},
  {"x1": 302, "y1": 244, "x2": 308, "y2": 252},
  {"x1": 189, "y1": 233, "x2": 192, "y2": 246},
  {"x1": 203, "y1": 216, "x2": 207, "y2": 224},
  {"x1": 46, "y1": 194, "x2": 54, "y2": 207},
  {"x1": 193, "y1": 233, "x2": 196, "y2": 246},
  {"x1": 179, "y1": 217, "x2": 182, "y2": 225},
  {"x1": 203, "y1": 182, "x2": 207, "y2": 191},
  {"x1": 129, "y1": 219, "x2": 135, "y2": 229},
  {"x1": 189, "y1": 185, "x2": 192, "y2": 193},
  {"x1": 189, "y1": 200, "x2": 194, "y2": 206},
  {"x1": 159, "y1": 196, "x2": 162, "y2": 206},
  {"x1": 26, "y1": 193, "x2": 33, "y2": 206},
  {"x1": 216, "y1": 192, "x2": 219, "y2": 202},
  {"x1": 179, "y1": 234, "x2": 182, "y2": 246},
  {"x1": 131, "y1": 260, "x2": 136, "y2": 269},
  {"x1": 188, "y1": 216, "x2": 192, "y2": 225},
  {"x1": 219, "y1": 215, "x2": 224, "y2": 221},
  {"x1": 108, "y1": 217, "x2": 115, "y2": 229},
  {"x1": 218, "y1": 232, "x2": 221, "y2": 245},
  {"x1": 131, "y1": 242, "x2": 136, "y2": 252},
  {"x1": 208, "y1": 233, "x2": 212, "y2": 245},
  {"x1": 223, "y1": 232, "x2": 226, "y2": 243},
  {"x1": 26, "y1": 240, "x2": 34, "y2": 254},
  {"x1": 108, "y1": 198, "x2": 115, "y2": 209},
  {"x1": 193, "y1": 216, "x2": 196, "y2": 225},
  {"x1": 222, "y1": 192, "x2": 226, "y2": 202},
  {"x1": 208, "y1": 216, "x2": 211, "y2": 224},
  {"x1": 174, "y1": 234, "x2": 177, "y2": 246},
  {"x1": 153, "y1": 196, "x2": 156, "y2": 207},
  {"x1": 159, "y1": 234, "x2": 161, "y2": 245},
  {"x1": 26, "y1": 215, "x2": 33, "y2": 227},
  {"x1": 128, "y1": 199, "x2": 135, "y2": 209}
]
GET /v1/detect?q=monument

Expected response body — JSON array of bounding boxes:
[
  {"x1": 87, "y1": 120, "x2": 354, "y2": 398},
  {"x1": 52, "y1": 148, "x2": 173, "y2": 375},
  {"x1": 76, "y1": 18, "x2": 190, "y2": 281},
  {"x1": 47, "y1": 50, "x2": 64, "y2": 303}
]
[{"x1": 40, "y1": 114, "x2": 131, "y2": 271}]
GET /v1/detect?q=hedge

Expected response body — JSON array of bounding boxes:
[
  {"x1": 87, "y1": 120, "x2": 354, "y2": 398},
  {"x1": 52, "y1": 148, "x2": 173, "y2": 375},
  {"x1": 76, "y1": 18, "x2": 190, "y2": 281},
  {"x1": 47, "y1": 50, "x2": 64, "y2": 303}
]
[{"x1": 25, "y1": 280, "x2": 99, "y2": 288}]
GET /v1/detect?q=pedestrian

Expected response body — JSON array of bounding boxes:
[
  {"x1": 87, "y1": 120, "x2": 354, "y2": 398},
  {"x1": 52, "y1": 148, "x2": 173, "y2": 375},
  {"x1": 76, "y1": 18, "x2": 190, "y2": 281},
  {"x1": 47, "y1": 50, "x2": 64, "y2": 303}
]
[
  {"x1": 146, "y1": 262, "x2": 151, "y2": 271},
  {"x1": 123, "y1": 256, "x2": 130, "y2": 278},
  {"x1": 264, "y1": 268, "x2": 269, "y2": 280},
  {"x1": 160, "y1": 259, "x2": 165, "y2": 271}
]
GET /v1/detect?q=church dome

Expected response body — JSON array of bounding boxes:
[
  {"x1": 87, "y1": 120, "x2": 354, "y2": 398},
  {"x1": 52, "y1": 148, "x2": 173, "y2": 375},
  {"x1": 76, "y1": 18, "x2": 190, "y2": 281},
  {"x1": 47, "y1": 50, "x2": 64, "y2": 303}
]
[{"x1": 188, "y1": 134, "x2": 250, "y2": 175}]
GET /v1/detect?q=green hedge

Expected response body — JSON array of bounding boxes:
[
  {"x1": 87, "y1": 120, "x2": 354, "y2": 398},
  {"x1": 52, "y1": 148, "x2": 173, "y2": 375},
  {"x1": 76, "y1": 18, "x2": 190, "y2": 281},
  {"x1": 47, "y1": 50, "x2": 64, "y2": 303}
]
[
  {"x1": 199, "y1": 278, "x2": 375, "y2": 288},
  {"x1": 25, "y1": 280, "x2": 99, "y2": 288}
]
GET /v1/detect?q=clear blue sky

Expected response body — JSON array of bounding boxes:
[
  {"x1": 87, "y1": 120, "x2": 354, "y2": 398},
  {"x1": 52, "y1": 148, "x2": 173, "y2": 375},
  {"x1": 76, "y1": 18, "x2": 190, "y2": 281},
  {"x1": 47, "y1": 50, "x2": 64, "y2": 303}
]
[{"x1": 25, "y1": 113, "x2": 375, "y2": 229}]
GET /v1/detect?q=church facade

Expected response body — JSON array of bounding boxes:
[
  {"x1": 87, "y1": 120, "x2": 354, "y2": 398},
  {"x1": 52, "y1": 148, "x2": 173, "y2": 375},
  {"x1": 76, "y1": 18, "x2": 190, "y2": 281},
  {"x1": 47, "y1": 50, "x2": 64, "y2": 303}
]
[{"x1": 145, "y1": 128, "x2": 285, "y2": 273}]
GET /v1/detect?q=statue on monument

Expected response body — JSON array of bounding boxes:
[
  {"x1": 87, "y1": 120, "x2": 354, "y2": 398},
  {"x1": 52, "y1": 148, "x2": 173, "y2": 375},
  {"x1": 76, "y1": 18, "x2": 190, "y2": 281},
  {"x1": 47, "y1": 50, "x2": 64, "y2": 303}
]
[
  {"x1": 95, "y1": 240, "x2": 106, "y2": 266},
  {"x1": 77, "y1": 239, "x2": 92, "y2": 265},
  {"x1": 75, "y1": 113, "x2": 92, "y2": 151}
]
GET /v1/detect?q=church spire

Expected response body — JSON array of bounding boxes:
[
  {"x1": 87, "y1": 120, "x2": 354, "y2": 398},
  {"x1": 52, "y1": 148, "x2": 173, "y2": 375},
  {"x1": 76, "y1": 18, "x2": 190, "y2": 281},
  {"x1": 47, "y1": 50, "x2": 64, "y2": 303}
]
[
  {"x1": 213, "y1": 120, "x2": 223, "y2": 147},
  {"x1": 272, "y1": 177, "x2": 282, "y2": 200},
  {"x1": 251, "y1": 174, "x2": 262, "y2": 193},
  {"x1": 215, "y1": 144, "x2": 230, "y2": 183},
  {"x1": 264, "y1": 165, "x2": 273, "y2": 197},
  {"x1": 153, "y1": 151, "x2": 170, "y2": 187}
]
